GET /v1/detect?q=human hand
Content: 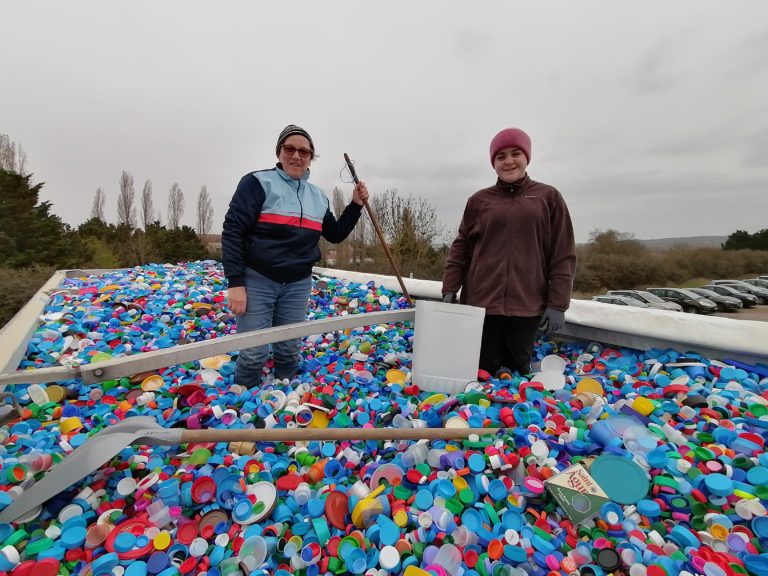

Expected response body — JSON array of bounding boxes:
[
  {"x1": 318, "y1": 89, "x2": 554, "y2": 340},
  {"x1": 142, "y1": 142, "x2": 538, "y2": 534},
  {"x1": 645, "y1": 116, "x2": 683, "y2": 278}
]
[
  {"x1": 442, "y1": 293, "x2": 457, "y2": 304},
  {"x1": 352, "y1": 181, "x2": 369, "y2": 206},
  {"x1": 228, "y1": 286, "x2": 247, "y2": 315},
  {"x1": 539, "y1": 308, "x2": 565, "y2": 334}
]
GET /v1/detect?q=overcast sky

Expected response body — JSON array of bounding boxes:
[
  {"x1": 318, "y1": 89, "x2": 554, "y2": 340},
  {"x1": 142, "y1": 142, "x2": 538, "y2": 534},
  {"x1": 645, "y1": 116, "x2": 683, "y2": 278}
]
[{"x1": 2, "y1": 1, "x2": 766, "y2": 243}]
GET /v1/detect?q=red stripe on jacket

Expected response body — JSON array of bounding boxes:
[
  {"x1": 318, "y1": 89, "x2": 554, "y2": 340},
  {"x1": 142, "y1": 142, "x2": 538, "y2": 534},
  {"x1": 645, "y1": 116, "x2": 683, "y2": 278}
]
[{"x1": 258, "y1": 213, "x2": 323, "y2": 231}]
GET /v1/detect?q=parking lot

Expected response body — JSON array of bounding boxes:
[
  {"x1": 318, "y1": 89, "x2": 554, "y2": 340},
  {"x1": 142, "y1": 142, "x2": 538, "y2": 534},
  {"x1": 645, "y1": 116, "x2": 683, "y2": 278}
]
[{"x1": 715, "y1": 306, "x2": 768, "y2": 322}]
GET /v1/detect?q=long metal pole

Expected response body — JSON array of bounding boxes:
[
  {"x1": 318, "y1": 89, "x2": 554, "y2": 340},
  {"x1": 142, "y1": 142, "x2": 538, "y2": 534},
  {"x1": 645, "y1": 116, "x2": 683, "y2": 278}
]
[
  {"x1": 176, "y1": 426, "x2": 499, "y2": 443},
  {"x1": 344, "y1": 153, "x2": 414, "y2": 306}
]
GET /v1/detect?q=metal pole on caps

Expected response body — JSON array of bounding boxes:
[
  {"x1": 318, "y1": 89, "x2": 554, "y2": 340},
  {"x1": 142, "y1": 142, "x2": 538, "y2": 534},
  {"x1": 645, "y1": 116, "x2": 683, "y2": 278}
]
[{"x1": 344, "y1": 153, "x2": 414, "y2": 307}]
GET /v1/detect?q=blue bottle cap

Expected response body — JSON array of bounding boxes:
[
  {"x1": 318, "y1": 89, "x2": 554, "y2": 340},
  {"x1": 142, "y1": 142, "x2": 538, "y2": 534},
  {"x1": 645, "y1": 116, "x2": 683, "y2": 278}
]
[
  {"x1": 743, "y1": 554, "x2": 768, "y2": 576},
  {"x1": 636, "y1": 499, "x2": 661, "y2": 518},
  {"x1": 414, "y1": 489, "x2": 433, "y2": 510},
  {"x1": 461, "y1": 508, "x2": 483, "y2": 531},
  {"x1": 704, "y1": 473, "x2": 734, "y2": 497},
  {"x1": 752, "y1": 516, "x2": 768, "y2": 539},
  {"x1": 488, "y1": 479, "x2": 507, "y2": 501},
  {"x1": 589, "y1": 454, "x2": 650, "y2": 505},
  {"x1": 114, "y1": 532, "x2": 138, "y2": 553},
  {"x1": 60, "y1": 525, "x2": 87, "y2": 549},
  {"x1": 147, "y1": 551, "x2": 170, "y2": 573},
  {"x1": 468, "y1": 453, "x2": 486, "y2": 473},
  {"x1": 747, "y1": 466, "x2": 768, "y2": 487},
  {"x1": 124, "y1": 562, "x2": 148, "y2": 576},
  {"x1": 646, "y1": 449, "x2": 668, "y2": 469},
  {"x1": 378, "y1": 521, "x2": 399, "y2": 547}
]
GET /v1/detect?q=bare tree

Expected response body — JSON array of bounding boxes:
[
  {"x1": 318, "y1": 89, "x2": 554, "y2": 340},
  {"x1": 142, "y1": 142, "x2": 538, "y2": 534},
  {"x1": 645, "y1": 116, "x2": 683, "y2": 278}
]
[
  {"x1": 350, "y1": 198, "x2": 368, "y2": 267},
  {"x1": 15, "y1": 147, "x2": 27, "y2": 176},
  {"x1": 140, "y1": 180, "x2": 155, "y2": 228},
  {"x1": 195, "y1": 185, "x2": 214, "y2": 236},
  {"x1": 90, "y1": 187, "x2": 106, "y2": 221},
  {"x1": 0, "y1": 134, "x2": 28, "y2": 175},
  {"x1": 116, "y1": 171, "x2": 136, "y2": 228},
  {"x1": 369, "y1": 188, "x2": 443, "y2": 277},
  {"x1": 329, "y1": 187, "x2": 351, "y2": 268},
  {"x1": 167, "y1": 182, "x2": 184, "y2": 229},
  {"x1": 370, "y1": 189, "x2": 442, "y2": 247}
]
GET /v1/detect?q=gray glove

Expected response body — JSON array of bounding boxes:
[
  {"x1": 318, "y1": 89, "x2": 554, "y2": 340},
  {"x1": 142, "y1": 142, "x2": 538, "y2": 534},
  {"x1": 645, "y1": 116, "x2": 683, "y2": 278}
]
[
  {"x1": 540, "y1": 308, "x2": 565, "y2": 334},
  {"x1": 442, "y1": 293, "x2": 457, "y2": 304}
]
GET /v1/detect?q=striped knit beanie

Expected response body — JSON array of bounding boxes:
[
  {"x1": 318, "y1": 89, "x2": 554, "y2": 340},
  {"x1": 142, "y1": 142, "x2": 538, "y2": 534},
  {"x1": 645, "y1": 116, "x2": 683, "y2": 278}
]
[{"x1": 276, "y1": 124, "x2": 315, "y2": 157}]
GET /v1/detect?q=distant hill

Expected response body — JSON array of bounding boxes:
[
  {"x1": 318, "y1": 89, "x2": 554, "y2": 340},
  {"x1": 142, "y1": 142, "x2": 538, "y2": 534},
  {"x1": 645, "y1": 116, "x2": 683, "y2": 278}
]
[{"x1": 635, "y1": 236, "x2": 727, "y2": 250}]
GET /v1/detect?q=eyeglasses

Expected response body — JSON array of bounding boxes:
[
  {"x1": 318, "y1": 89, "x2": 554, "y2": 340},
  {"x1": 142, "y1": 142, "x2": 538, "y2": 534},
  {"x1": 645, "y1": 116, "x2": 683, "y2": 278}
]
[{"x1": 281, "y1": 145, "x2": 312, "y2": 159}]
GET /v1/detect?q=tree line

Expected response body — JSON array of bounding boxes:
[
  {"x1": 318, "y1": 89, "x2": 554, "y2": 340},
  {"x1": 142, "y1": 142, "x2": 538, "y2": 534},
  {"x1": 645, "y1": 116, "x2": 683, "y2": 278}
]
[{"x1": 574, "y1": 229, "x2": 768, "y2": 294}]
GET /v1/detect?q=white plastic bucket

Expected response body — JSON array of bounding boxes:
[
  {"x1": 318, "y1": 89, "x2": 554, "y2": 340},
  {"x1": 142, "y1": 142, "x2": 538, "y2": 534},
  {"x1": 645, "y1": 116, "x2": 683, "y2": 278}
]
[{"x1": 412, "y1": 300, "x2": 485, "y2": 394}]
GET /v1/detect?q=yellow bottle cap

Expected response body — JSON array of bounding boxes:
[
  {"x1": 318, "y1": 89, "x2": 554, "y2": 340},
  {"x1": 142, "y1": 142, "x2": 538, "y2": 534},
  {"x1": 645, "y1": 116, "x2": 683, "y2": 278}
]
[
  {"x1": 575, "y1": 378, "x2": 604, "y2": 395},
  {"x1": 710, "y1": 524, "x2": 729, "y2": 540},
  {"x1": 200, "y1": 355, "x2": 231, "y2": 369},
  {"x1": 154, "y1": 531, "x2": 171, "y2": 550},
  {"x1": 404, "y1": 567, "x2": 433, "y2": 576},
  {"x1": 632, "y1": 397, "x2": 655, "y2": 416},
  {"x1": 141, "y1": 375, "x2": 165, "y2": 391},
  {"x1": 420, "y1": 394, "x2": 447, "y2": 408},
  {"x1": 393, "y1": 509, "x2": 409, "y2": 527},
  {"x1": 351, "y1": 497, "x2": 384, "y2": 528},
  {"x1": 46, "y1": 385, "x2": 65, "y2": 403},
  {"x1": 59, "y1": 417, "x2": 83, "y2": 434},
  {"x1": 309, "y1": 410, "x2": 329, "y2": 429}
]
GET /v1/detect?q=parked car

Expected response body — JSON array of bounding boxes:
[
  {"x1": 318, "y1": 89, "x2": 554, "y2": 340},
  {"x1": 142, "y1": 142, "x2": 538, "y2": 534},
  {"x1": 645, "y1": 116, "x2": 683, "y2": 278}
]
[
  {"x1": 702, "y1": 285, "x2": 759, "y2": 307},
  {"x1": 759, "y1": 275, "x2": 768, "y2": 281},
  {"x1": 687, "y1": 288, "x2": 743, "y2": 312},
  {"x1": 646, "y1": 288, "x2": 718, "y2": 314},
  {"x1": 744, "y1": 278, "x2": 768, "y2": 290},
  {"x1": 710, "y1": 280, "x2": 768, "y2": 304},
  {"x1": 607, "y1": 290, "x2": 683, "y2": 311},
  {"x1": 592, "y1": 295, "x2": 652, "y2": 307}
]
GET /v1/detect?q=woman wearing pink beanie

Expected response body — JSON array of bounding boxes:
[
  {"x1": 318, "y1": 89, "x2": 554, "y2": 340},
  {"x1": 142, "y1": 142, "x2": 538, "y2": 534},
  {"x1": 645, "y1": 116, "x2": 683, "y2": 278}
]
[{"x1": 442, "y1": 128, "x2": 576, "y2": 377}]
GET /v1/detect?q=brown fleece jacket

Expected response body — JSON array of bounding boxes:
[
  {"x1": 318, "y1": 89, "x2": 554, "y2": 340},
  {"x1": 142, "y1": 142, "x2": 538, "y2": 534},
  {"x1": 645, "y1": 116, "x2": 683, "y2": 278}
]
[{"x1": 442, "y1": 175, "x2": 576, "y2": 316}]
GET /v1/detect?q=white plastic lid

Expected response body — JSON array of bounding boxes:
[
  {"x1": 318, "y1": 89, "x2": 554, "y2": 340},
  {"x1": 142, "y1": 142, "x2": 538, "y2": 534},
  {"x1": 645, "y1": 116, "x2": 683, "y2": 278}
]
[
  {"x1": 541, "y1": 355, "x2": 567, "y2": 373},
  {"x1": 432, "y1": 544, "x2": 462, "y2": 576},
  {"x1": 58, "y1": 503, "x2": 84, "y2": 523},
  {"x1": 379, "y1": 546, "x2": 400, "y2": 570},
  {"x1": 116, "y1": 477, "x2": 137, "y2": 496},
  {"x1": 532, "y1": 370, "x2": 566, "y2": 391}
]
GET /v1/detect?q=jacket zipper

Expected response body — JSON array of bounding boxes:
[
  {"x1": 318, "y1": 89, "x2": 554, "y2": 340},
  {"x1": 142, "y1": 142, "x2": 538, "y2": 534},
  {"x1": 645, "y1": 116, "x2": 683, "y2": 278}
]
[{"x1": 296, "y1": 180, "x2": 304, "y2": 226}]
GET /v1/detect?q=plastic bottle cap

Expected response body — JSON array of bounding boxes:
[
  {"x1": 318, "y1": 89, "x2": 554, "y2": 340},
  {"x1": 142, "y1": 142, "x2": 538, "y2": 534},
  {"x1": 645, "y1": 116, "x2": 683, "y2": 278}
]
[
  {"x1": 597, "y1": 548, "x2": 621, "y2": 571},
  {"x1": 325, "y1": 491, "x2": 349, "y2": 531},
  {"x1": 704, "y1": 474, "x2": 733, "y2": 497},
  {"x1": 752, "y1": 516, "x2": 768, "y2": 539},
  {"x1": 379, "y1": 546, "x2": 400, "y2": 570},
  {"x1": 575, "y1": 378, "x2": 604, "y2": 395},
  {"x1": 153, "y1": 532, "x2": 171, "y2": 550},
  {"x1": 590, "y1": 454, "x2": 649, "y2": 505},
  {"x1": 632, "y1": 397, "x2": 655, "y2": 416},
  {"x1": 116, "y1": 477, "x2": 137, "y2": 496}
]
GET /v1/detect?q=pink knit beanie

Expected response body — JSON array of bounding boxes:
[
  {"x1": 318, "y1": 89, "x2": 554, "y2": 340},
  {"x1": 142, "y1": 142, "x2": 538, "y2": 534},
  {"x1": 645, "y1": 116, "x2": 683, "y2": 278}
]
[{"x1": 489, "y1": 128, "x2": 531, "y2": 166}]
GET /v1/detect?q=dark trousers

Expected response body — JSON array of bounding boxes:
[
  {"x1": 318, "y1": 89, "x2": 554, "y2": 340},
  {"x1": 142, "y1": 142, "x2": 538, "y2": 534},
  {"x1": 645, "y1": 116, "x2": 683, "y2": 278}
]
[{"x1": 479, "y1": 314, "x2": 541, "y2": 376}]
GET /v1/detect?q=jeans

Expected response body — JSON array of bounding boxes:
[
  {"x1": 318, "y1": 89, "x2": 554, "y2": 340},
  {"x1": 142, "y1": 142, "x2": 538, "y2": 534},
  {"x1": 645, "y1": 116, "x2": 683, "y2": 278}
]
[{"x1": 234, "y1": 268, "x2": 312, "y2": 388}]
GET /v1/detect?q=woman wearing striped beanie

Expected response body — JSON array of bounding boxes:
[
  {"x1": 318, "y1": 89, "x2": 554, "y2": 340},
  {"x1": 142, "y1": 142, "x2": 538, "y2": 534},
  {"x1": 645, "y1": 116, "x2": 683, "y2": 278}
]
[{"x1": 222, "y1": 124, "x2": 369, "y2": 388}]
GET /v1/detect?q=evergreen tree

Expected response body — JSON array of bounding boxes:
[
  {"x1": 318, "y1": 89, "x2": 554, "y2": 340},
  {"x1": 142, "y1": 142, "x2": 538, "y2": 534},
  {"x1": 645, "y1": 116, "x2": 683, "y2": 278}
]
[
  {"x1": 723, "y1": 229, "x2": 768, "y2": 251},
  {"x1": 0, "y1": 169, "x2": 89, "y2": 268}
]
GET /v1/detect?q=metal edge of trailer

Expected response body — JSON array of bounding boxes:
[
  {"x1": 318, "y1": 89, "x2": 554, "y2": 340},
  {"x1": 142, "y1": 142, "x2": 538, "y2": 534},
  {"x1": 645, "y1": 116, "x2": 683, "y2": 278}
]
[
  {"x1": 315, "y1": 267, "x2": 768, "y2": 364},
  {"x1": 0, "y1": 269, "x2": 68, "y2": 380},
  {"x1": 0, "y1": 309, "x2": 415, "y2": 387}
]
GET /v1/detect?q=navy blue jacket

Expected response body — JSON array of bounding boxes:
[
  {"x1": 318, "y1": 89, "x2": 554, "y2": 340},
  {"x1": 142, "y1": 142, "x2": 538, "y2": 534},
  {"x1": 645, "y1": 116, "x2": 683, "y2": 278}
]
[{"x1": 222, "y1": 165, "x2": 362, "y2": 286}]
